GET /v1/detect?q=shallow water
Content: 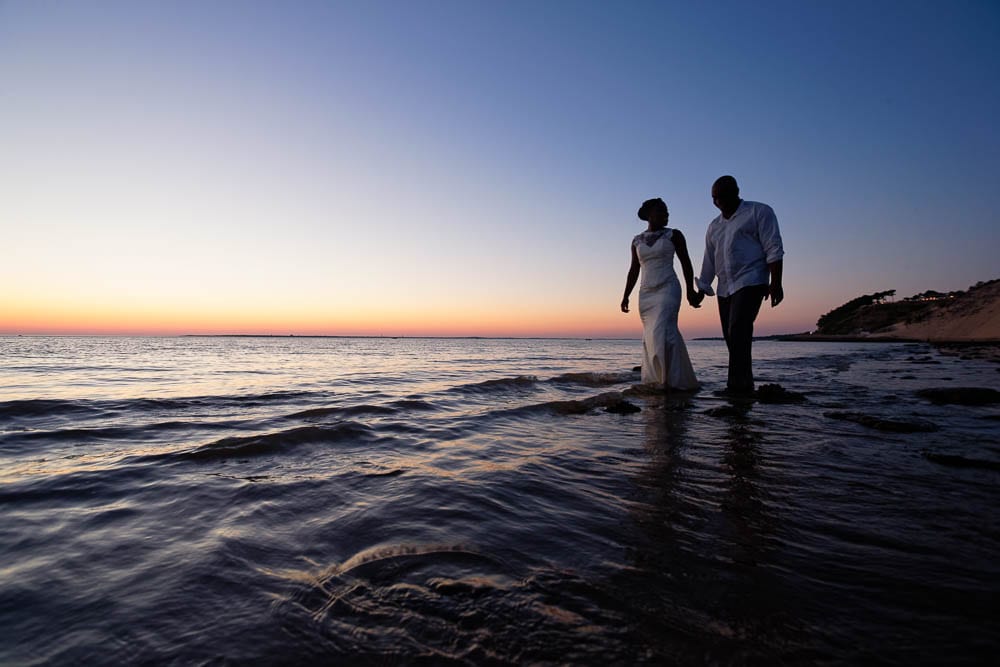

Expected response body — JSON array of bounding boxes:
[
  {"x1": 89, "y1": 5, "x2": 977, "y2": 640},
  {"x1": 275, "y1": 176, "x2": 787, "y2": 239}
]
[{"x1": 1, "y1": 336, "x2": 998, "y2": 664}]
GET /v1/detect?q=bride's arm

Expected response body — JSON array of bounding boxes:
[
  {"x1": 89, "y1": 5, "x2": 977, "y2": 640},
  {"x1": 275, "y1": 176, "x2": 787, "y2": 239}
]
[
  {"x1": 672, "y1": 230, "x2": 702, "y2": 308},
  {"x1": 621, "y1": 243, "x2": 640, "y2": 313}
]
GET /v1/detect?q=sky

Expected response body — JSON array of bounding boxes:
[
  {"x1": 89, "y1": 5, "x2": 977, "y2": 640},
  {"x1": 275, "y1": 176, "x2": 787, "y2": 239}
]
[{"x1": 2, "y1": 0, "x2": 998, "y2": 338}]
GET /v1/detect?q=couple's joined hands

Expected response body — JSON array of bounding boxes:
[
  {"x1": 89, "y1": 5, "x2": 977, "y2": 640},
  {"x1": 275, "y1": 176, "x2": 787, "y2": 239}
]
[
  {"x1": 623, "y1": 291, "x2": 705, "y2": 313},
  {"x1": 626, "y1": 286, "x2": 782, "y2": 312},
  {"x1": 683, "y1": 284, "x2": 784, "y2": 309},
  {"x1": 765, "y1": 284, "x2": 784, "y2": 307}
]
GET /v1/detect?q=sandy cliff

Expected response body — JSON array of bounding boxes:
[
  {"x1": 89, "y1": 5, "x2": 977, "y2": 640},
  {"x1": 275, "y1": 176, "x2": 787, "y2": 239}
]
[{"x1": 875, "y1": 280, "x2": 1000, "y2": 342}]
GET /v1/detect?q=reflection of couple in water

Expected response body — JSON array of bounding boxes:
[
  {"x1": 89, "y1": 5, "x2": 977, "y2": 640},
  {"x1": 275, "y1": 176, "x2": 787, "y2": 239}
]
[{"x1": 621, "y1": 175, "x2": 785, "y2": 396}]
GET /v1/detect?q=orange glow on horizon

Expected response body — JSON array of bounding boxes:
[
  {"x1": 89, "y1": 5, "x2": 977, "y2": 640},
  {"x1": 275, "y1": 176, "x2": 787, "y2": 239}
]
[
  {"x1": 0, "y1": 304, "x2": 643, "y2": 338},
  {"x1": 0, "y1": 281, "x2": 818, "y2": 339},
  {"x1": 0, "y1": 296, "x2": 813, "y2": 338}
]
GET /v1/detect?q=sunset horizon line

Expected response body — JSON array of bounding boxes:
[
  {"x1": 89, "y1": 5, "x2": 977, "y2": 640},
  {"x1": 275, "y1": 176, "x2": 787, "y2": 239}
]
[{"x1": 1, "y1": 331, "x2": 817, "y2": 340}]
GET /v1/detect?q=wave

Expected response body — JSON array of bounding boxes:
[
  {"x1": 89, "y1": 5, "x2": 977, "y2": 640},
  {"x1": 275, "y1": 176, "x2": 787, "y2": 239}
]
[
  {"x1": 0, "y1": 390, "x2": 330, "y2": 421},
  {"x1": 388, "y1": 399, "x2": 437, "y2": 411},
  {"x1": 335, "y1": 543, "x2": 504, "y2": 578},
  {"x1": 129, "y1": 389, "x2": 326, "y2": 412},
  {"x1": 0, "y1": 425, "x2": 157, "y2": 446},
  {"x1": 447, "y1": 372, "x2": 636, "y2": 396},
  {"x1": 182, "y1": 389, "x2": 326, "y2": 408},
  {"x1": 0, "y1": 465, "x2": 159, "y2": 505},
  {"x1": 547, "y1": 371, "x2": 637, "y2": 387},
  {"x1": 488, "y1": 391, "x2": 639, "y2": 418},
  {"x1": 449, "y1": 376, "x2": 540, "y2": 394},
  {"x1": 0, "y1": 419, "x2": 243, "y2": 450},
  {"x1": 2, "y1": 364, "x2": 170, "y2": 373},
  {"x1": 287, "y1": 398, "x2": 438, "y2": 421},
  {"x1": 288, "y1": 404, "x2": 399, "y2": 419},
  {"x1": 0, "y1": 399, "x2": 103, "y2": 419},
  {"x1": 270, "y1": 548, "x2": 660, "y2": 664},
  {"x1": 178, "y1": 422, "x2": 377, "y2": 461}
]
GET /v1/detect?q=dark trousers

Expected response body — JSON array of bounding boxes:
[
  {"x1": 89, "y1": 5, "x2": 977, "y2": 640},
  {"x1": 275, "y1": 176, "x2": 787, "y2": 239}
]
[{"x1": 718, "y1": 284, "x2": 768, "y2": 392}]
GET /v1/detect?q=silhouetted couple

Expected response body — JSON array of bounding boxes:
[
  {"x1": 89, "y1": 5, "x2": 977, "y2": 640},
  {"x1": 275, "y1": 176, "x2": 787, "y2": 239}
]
[{"x1": 621, "y1": 176, "x2": 784, "y2": 396}]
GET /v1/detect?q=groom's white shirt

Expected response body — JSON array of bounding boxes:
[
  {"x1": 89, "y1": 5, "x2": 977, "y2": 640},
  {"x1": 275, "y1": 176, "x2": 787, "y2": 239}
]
[{"x1": 696, "y1": 200, "x2": 784, "y2": 299}]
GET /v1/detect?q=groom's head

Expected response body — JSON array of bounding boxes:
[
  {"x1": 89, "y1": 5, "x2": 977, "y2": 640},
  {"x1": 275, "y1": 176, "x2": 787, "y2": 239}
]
[{"x1": 712, "y1": 175, "x2": 740, "y2": 215}]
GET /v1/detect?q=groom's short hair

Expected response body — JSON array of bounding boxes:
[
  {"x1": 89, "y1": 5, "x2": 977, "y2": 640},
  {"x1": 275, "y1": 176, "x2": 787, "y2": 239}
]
[{"x1": 713, "y1": 175, "x2": 739, "y2": 195}]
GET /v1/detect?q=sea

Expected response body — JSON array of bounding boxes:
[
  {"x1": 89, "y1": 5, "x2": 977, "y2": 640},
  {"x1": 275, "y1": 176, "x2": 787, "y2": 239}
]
[{"x1": 1, "y1": 335, "x2": 998, "y2": 665}]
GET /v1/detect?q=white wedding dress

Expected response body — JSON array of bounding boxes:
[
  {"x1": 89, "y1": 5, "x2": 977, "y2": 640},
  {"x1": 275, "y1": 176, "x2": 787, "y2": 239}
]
[{"x1": 633, "y1": 229, "x2": 699, "y2": 390}]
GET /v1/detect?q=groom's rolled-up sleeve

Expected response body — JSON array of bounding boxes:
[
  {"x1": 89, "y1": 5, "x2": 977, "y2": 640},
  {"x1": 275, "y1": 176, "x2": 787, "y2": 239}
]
[{"x1": 757, "y1": 204, "x2": 784, "y2": 263}]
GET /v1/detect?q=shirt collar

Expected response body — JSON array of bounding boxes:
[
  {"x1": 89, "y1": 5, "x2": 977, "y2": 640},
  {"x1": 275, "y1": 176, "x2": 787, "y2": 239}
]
[{"x1": 722, "y1": 200, "x2": 745, "y2": 221}]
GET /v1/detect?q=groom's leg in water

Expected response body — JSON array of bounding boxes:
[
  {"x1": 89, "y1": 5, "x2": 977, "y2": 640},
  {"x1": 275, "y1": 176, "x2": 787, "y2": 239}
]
[
  {"x1": 723, "y1": 285, "x2": 768, "y2": 392},
  {"x1": 718, "y1": 294, "x2": 735, "y2": 389}
]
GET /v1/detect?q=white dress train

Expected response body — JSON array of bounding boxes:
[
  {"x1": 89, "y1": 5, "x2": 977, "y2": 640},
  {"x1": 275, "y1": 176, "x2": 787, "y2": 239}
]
[{"x1": 634, "y1": 229, "x2": 699, "y2": 390}]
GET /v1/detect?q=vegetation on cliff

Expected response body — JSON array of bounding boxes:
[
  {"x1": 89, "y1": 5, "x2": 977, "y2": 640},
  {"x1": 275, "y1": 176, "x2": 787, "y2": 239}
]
[{"x1": 815, "y1": 279, "x2": 999, "y2": 336}]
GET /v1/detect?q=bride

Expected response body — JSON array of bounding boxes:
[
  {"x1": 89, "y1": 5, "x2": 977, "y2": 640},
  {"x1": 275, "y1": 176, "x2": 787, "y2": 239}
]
[{"x1": 620, "y1": 197, "x2": 701, "y2": 391}]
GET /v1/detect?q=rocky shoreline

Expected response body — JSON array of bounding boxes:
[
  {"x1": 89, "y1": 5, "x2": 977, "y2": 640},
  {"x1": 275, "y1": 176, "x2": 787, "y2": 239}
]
[
  {"x1": 773, "y1": 334, "x2": 1000, "y2": 363},
  {"x1": 930, "y1": 341, "x2": 1000, "y2": 364}
]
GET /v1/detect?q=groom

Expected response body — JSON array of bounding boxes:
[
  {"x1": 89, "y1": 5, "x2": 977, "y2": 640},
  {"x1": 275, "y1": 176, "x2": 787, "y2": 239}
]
[{"x1": 691, "y1": 175, "x2": 784, "y2": 395}]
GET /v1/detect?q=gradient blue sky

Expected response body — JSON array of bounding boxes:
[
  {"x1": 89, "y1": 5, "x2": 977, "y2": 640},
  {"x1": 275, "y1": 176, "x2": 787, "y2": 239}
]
[{"x1": 2, "y1": 1, "x2": 998, "y2": 336}]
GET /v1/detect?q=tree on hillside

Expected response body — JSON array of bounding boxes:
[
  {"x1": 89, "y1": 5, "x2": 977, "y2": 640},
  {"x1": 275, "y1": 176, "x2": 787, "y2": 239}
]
[
  {"x1": 872, "y1": 290, "x2": 896, "y2": 304},
  {"x1": 816, "y1": 290, "x2": 896, "y2": 332}
]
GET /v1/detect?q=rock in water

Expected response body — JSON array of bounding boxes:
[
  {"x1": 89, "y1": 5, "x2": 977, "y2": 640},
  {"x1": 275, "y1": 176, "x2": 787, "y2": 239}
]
[
  {"x1": 542, "y1": 392, "x2": 641, "y2": 415},
  {"x1": 705, "y1": 405, "x2": 749, "y2": 418},
  {"x1": 916, "y1": 387, "x2": 1000, "y2": 405},
  {"x1": 755, "y1": 383, "x2": 807, "y2": 403},
  {"x1": 825, "y1": 411, "x2": 938, "y2": 433},
  {"x1": 922, "y1": 452, "x2": 1000, "y2": 471},
  {"x1": 605, "y1": 400, "x2": 641, "y2": 414}
]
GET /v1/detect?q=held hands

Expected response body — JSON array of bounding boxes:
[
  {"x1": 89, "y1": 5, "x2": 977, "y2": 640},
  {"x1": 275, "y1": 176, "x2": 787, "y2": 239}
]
[
  {"x1": 627, "y1": 290, "x2": 711, "y2": 311},
  {"x1": 766, "y1": 283, "x2": 784, "y2": 307}
]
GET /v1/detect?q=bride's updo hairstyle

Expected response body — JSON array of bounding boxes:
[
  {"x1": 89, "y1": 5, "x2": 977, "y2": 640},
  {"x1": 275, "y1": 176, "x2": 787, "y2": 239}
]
[{"x1": 638, "y1": 198, "x2": 668, "y2": 221}]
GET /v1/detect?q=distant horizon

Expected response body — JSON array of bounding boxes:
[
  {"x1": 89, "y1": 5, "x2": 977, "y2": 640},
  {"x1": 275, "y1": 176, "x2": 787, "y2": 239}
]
[
  {"x1": 2, "y1": 332, "x2": 816, "y2": 341},
  {"x1": 1, "y1": 332, "x2": 643, "y2": 340}
]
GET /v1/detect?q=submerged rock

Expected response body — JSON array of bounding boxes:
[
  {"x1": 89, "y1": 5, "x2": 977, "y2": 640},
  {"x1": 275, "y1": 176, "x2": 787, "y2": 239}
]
[
  {"x1": 623, "y1": 384, "x2": 658, "y2": 398},
  {"x1": 605, "y1": 400, "x2": 641, "y2": 414},
  {"x1": 550, "y1": 371, "x2": 635, "y2": 387},
  {"x1": 755, "y1": 383, "x2": 807, "y2": 403},
  {"x1": 542, "y1": 391, "x2": 641, "y2": 416},
  {"x1": 916, "y1": 387, "x2": 1000, "y2": 405},
  {"x1": 825, "y1": 411, "x2": 939, "y2": 433},
  {"x1": 934, "y1": 342, "x2": 1000, "y2": 363},
  {"x1": 705, "y1": 405, "x2": 749, "y2": 418},
  {"x1": 922, "y1": 452, "x2": 1000, "y2": 471},
  {"x1": 623, "y1": 383, "x2": 700, "y2": 398}
]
